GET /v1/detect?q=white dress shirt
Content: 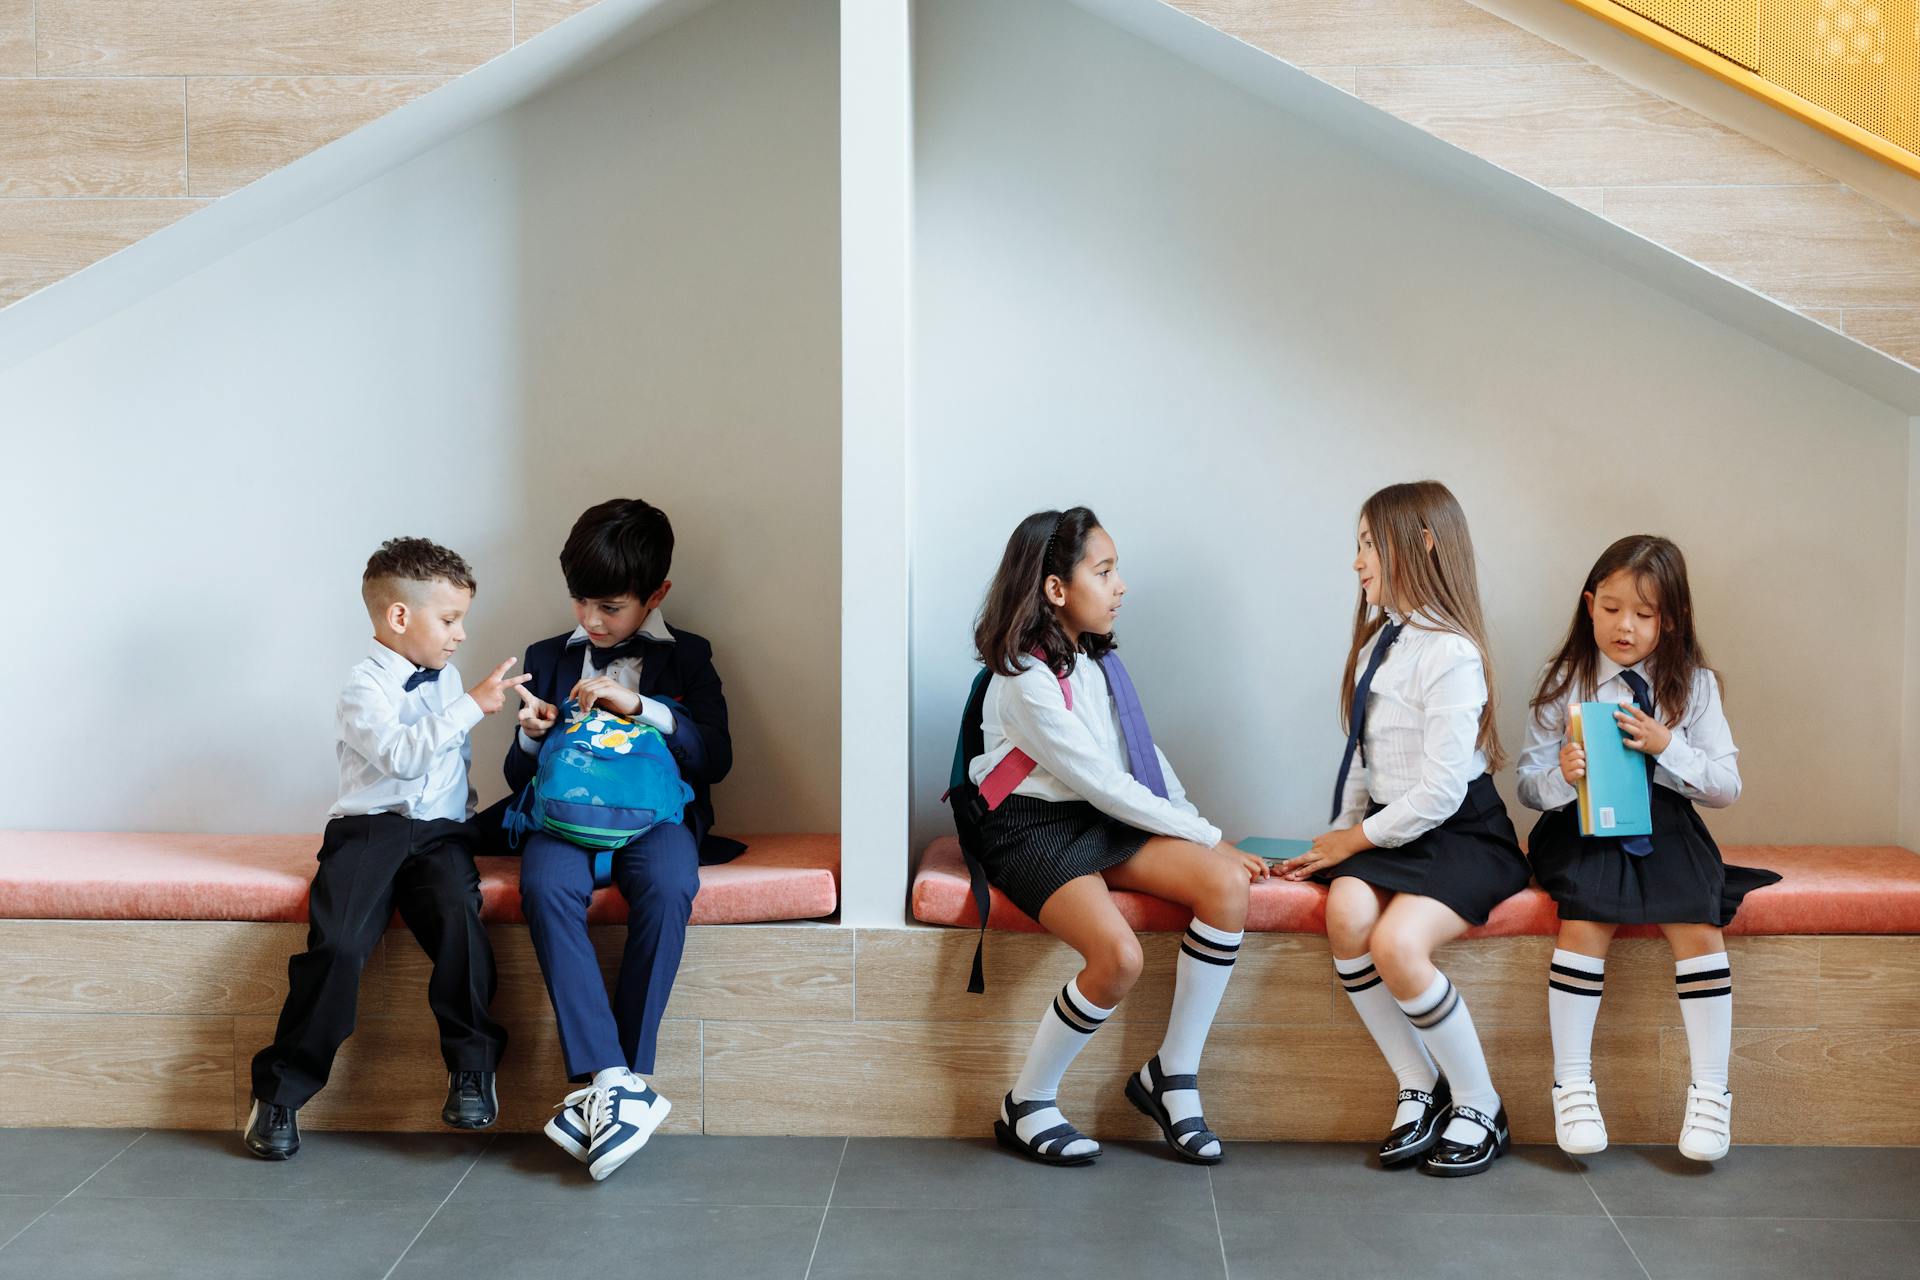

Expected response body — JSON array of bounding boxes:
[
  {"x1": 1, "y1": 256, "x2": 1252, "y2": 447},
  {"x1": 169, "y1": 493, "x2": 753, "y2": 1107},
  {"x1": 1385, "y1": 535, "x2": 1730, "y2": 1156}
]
[
  {"x1": 1335, "y1": 611, "x2": 1491, "y2": 849},
  {"x1": 331, "y1": 639, "x2": 481, "y2": 822},
  {"x1": 517, "y1": 609, "x2": 677, "y2": 756},
  {"x1": 969, "y1": 653, "x2": 1222, "y2": 848},
  {"x1": 1515, "y1": 656, "x2": 1741, "y2": 812}
]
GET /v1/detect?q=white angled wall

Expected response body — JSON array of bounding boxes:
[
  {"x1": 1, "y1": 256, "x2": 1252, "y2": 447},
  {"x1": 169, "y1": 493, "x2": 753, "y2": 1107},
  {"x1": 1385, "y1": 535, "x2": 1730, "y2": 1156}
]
[
  {"x1": 908, "y1": 0, "x2": 1914, "y2": 853},
  {"x1": 0, "y1": 0, "x2": 841, "y2": 835}
]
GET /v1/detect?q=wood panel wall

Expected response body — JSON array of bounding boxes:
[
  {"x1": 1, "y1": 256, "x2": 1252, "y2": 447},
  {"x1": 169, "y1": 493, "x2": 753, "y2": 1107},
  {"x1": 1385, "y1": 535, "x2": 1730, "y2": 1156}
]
[{"x1": 3, "y1": 920, "x2": 1915, "y2": 1147}]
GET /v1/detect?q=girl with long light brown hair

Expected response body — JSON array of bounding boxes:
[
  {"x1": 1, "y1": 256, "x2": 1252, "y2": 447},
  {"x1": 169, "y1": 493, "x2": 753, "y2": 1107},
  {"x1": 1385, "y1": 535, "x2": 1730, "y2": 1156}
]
[{"x1": 1279, "y1": 481, "x2": 1529, "y2": 1178}]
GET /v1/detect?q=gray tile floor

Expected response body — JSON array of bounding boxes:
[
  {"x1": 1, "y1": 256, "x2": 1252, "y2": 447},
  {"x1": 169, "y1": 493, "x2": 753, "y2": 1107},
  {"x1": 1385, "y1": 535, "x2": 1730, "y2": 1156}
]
[{"x1": 1, "y1": 1128, "x2": 1915, "y2": 1280}]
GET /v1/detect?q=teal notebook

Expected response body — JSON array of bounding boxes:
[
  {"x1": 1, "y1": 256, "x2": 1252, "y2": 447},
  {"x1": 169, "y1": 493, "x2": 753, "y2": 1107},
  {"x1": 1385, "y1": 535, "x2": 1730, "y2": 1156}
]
[
  {"x1": 1240, "y1": 837, "x2": 1313, "y2": 866},
  {"x1": 1572, "y1": 701, "x2": 1652, "y2": 839}
]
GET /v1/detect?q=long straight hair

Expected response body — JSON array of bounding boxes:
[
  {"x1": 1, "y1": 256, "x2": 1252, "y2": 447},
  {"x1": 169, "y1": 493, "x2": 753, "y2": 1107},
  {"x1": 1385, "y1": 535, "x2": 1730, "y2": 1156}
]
[
  {"x1": 1532, "y1": 535, "x2": 1716, "y2": 726},
  {"x1": 1342, "y1": 481, "x2": 1505, "y2": 770},
  {"x1": 974, "y1": 507, "x2": 1116, "y2": 678}
]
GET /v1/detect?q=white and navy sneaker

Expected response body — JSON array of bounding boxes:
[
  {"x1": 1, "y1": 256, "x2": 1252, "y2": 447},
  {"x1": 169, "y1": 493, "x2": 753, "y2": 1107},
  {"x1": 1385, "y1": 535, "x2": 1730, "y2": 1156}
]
[
  {"x1": 586, "y1": 1074, "x2": 671, "y2": 1182},
  {"x1": 543, "y1": 1086, "x2": 595, "y2": 1163},
  {"x1": 1678, "y1": 1083, "x2": 1731, "y2": 1162},
  {"x1": 1551, "y1": 1080, "x2": 1609, "y2": 1156}
]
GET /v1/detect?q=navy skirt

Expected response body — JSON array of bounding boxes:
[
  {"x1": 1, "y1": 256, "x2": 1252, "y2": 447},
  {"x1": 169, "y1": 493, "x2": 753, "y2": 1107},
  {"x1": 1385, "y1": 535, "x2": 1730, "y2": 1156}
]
[
  {"x1": 974, "y1": 795, "x2": 1152, "y2": 921},
  {"x1": 1316, "y1": 774, "x2": 1531, "y2": 926},
  {"x1": 1528, "y1": 785, "x2": 1780, "y2": 926}
]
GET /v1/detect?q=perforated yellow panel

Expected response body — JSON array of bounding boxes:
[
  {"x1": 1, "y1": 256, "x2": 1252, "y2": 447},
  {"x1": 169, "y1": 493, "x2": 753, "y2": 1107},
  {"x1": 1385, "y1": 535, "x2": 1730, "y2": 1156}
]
[
  {"x1": 1572, "y1": 0, "x2": 1919, "y2": 177},
  {"x1": 1615, "y1": 0, "x2": 1761, "y2": 69},
  {"x1": 1757, "y1": 0, "x2": 1919, "y2": 154}
]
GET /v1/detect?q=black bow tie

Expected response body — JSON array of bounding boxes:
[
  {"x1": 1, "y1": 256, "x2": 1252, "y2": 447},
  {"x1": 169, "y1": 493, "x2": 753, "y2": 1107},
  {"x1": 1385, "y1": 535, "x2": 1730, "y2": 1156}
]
[
  {"x1": 580, "y1": 632, "x2": 652, "y2": 671},
  {"x1": 402, "y1": 666, "x2": 442, "y2": 692}
]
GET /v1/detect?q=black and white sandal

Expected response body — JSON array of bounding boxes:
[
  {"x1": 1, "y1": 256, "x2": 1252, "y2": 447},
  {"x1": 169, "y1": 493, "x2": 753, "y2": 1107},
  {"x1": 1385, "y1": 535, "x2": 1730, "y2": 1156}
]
[
  {"x1": 1124, "y1": 1055, "x2": 1223, "y2": 1166},
  {"x1": 1420, "y1": 1104, "x2": 1511, "y2": 1178},
  {"x1": 993, "y1": 1093, "x2": 1101, "y2": 1166}
]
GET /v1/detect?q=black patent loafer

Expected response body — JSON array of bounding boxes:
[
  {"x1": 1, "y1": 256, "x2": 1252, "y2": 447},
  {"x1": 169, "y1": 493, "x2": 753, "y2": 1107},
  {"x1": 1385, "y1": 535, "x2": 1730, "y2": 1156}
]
[
  {"x1": 1420, "y1": 1104, "x2": 1511, "y2": 1178},
  {"x1": 1378, "y1": 1076, "x2": 1451, "y2": 1167}
]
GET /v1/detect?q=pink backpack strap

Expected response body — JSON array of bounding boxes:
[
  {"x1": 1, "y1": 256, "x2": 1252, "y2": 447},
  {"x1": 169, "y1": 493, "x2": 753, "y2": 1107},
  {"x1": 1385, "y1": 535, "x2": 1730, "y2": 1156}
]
[{"x1": 977, "y1": 654, "x2": 1071, "y2": 811}]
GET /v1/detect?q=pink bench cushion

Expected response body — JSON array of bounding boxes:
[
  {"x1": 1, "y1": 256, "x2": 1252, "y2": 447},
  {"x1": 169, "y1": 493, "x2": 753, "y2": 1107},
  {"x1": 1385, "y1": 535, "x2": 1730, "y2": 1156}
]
[
  {"x1": 0, "y1": 831, "x2": 839, "y2": 925},
  {"x1": 911, "y1": 836, "x2": 1920, "y2": 937}
]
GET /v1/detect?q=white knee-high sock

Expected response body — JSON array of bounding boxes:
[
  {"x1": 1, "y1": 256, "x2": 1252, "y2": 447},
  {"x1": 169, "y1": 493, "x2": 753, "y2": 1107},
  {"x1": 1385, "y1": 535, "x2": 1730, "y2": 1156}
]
[
  {"x1": 1336, "y1": 952, "x2": 1438, "y2": 1128},
  {"x1": 1009, "y1": 978, "x2": 1114, "y2": 1157},
  {"x1": 1142, "y1": 919, "x2": 1242, "y2": 1159},
  {"x1": 1400, "y1": 971, "x2": 1501, "y2": 1144},
  {"x1": 1675, "y1": 952, "x2": 1732, "y2": 1091},
  {"x1": 1548, "y1": 949, "x2": 1606, "y2": 1085}
]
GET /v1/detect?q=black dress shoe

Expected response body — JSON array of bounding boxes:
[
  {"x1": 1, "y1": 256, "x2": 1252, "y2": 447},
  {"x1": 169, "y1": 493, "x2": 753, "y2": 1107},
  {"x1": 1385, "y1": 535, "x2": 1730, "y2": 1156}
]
[
  {"x1": 1377, "y1": 1076, "x2": 1451, "y2": 1167},
  {"x1": 1420, "y1": 1104, "x2": 1511, "y2": 1178},
  {"x1": 443, "y1": 1070, "x2": 498, "y2": 1129},
  {"x1": 243, "y1": 1098, "x2": 300, "y2": 1160}
]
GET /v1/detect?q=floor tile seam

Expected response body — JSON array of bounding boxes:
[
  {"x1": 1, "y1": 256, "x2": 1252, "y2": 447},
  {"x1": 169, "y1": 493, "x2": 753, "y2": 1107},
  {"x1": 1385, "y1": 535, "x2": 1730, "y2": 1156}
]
[
  {"x1": 1207, "y1": 1165, "x2": 1231, "y2": 1280},
  {"x1": 800, "y1": 1136, "x2": 850, "y2": 1280},
  {"x1": 379, "y1": 1132, "x2": 494, "y2": 1280},
  {"x1": 0, "y1": 1130, "x2": 148, "y2": 1256},
  {"x1": 1581, "y1": 1170, "x2": 1655, "y2": 1280}
]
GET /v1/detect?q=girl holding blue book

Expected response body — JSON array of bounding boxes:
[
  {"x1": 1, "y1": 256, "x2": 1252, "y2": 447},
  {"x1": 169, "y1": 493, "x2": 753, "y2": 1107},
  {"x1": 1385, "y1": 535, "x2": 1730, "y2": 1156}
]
[{"x1": 1517, "y1": 535, "x2": 1780, "y2": 1164}]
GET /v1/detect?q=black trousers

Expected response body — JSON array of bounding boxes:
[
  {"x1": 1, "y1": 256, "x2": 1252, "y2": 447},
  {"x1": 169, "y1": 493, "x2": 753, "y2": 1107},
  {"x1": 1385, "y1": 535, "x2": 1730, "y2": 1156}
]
[{"x1": 250, "y1": 813, "x2": 508, "y2": 1108}]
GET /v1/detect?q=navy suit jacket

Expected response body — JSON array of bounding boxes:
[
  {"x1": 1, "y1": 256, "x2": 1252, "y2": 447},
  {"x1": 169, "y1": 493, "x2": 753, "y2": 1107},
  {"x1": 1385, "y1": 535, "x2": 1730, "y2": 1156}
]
[{"x1": 497, "y1": 624, "x2": 744, "y2": 864}]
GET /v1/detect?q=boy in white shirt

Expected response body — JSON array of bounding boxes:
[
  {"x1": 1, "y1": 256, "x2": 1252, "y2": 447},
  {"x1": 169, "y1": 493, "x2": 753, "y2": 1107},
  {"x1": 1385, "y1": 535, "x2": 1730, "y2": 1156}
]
[{"x1": 244, "y1": 538, "x2": 529, "y2": 1160}]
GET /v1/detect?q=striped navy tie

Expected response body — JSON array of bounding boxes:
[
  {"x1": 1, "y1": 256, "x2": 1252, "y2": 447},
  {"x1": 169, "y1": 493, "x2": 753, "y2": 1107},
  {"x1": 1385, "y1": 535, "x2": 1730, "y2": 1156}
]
[{"x1": 1618, "y1": 669, "x2": 1656, "y2": 857}]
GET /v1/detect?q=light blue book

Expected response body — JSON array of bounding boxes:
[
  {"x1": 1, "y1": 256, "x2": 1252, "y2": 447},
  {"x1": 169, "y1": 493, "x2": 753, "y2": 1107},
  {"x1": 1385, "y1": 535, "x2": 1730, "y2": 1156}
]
[
  {"x1": 1240, "y1": 837, "x2": 1314, "y2": 866},
  {"x1": 1572, "y1": 702, "x2": 1652, "y2": 839}
]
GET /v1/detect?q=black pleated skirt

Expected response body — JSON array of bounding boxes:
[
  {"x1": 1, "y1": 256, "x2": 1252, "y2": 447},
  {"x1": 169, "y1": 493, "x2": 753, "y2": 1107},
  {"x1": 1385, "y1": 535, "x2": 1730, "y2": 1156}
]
[
  {"x1": 973, "y1": 794, "x2": 1152, "y2": 921},
  {"x1": 1315, "y1": 774, "x2": 1531, "y2": 926},
  {"x1": 1528, "y1": 784, "x2": 1781, "y2": 926}
]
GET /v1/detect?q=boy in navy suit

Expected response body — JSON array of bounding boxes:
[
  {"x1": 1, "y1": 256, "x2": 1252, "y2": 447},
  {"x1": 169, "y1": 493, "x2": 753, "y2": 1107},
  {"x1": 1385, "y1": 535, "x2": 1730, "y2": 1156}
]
[
  {"x1": 245, "y1": 538, "x2": 524, "y2": 1160},
  {"x1": 501, "y1": 498, "x2": 739, "y2": 1180}
]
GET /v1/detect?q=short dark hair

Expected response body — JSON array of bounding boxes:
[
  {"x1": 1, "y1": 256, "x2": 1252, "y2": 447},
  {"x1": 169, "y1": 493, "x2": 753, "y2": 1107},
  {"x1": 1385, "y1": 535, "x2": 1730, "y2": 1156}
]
[
  {"x1": 561, "y1": 498, "x2": 674, "y2": 600},
  {"x1": 361, "y1": 537, "x2": 476, "y2": 614}
]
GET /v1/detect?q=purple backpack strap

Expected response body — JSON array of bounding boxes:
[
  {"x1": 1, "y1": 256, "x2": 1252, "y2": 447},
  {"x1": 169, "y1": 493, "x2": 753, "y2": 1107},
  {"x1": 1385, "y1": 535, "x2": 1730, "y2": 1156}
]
[{"x1": 1098, "y1": 653, "x2": 1168, "y2": 800}]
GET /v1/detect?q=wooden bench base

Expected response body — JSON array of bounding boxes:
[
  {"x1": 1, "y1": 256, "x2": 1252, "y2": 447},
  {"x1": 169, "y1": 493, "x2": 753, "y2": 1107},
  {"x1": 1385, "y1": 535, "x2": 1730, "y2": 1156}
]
[{"x1": 3, "y1": 922, "x2": 1915, "y2": 1145}]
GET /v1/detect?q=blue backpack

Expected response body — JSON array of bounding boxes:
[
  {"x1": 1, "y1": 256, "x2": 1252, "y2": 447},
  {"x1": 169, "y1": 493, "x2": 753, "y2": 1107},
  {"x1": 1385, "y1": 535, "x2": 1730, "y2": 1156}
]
[{"x1": 502, "y1": 701, "x2": 695, "y2": 886}]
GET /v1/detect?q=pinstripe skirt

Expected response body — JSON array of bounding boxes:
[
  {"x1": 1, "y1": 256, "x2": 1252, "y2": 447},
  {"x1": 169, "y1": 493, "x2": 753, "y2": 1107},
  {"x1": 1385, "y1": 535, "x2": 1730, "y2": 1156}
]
[{"x1": 974, "y1": 795, "x2": 1152, "y2": 921}]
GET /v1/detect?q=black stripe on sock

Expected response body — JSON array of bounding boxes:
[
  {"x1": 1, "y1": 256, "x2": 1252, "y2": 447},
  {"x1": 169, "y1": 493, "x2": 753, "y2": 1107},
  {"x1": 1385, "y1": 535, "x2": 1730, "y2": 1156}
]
[
  {"x1": 1548, "y1": 979, "x2": 1605, "y2": 997},
  {"x1": 1675, "y1": 968, "x2": 1732, "y2": 984},
  {"x1": 1406, "y1": 981, "x2": 1459, "y2": 1028},
  {"x1": 1184, "y1": 927, "x2": 1241, "y2": 952},
  {"x1": 1550, "y1": 962, "x2": 1605, "y2": 981},
  {"x1": 1342, "y1": 975, "x2": 1384, "y2": 993},
  {"x1": 1051, "y1": 997, "x2": 1099, "y2": 1032},
  {"x1": 1180, "y1": 942, "x2": 1237, "y2": 966},
  {"x1": 1675, "y1": 987, "x2": 1732, "y2": 1000}
]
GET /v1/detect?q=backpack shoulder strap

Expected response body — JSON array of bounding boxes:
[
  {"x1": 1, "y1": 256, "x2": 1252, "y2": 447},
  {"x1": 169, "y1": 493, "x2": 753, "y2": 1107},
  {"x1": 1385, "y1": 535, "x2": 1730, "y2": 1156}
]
[{"x1": 976, "y1": 656, "x2": 1072, "y2": 810}]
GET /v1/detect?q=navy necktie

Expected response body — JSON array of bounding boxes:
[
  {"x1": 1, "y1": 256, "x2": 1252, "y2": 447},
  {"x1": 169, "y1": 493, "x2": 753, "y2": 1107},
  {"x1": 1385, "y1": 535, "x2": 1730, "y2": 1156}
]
[
  {"x1": 1329, "y1": 621, "x2": 1404, "y2": 823},
  {"x1": 402, "y1": 666, "x2": 441, "y2": 693},
  {"x1": 1618, "y1": 668, "x2": 1656, "y2": 856}
]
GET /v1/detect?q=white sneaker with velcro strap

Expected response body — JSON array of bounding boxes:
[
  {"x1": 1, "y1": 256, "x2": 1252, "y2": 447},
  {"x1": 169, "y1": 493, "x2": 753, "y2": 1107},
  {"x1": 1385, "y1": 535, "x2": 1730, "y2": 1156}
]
[
  {"x1": 1678, "y1": 1083, "x2": 1732, "y2": 1162},
  {"x1": 1551, "y1": 1080, "x2": 1609, "y2": 1156}
]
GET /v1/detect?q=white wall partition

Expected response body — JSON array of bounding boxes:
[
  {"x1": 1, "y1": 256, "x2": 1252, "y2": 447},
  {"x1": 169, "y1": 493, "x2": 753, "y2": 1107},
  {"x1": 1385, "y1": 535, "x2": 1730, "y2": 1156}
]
[
  {"x1": 0, "y1": 0, "x2": 840, "y2": 836},
  {"x1": 838, "y1": 0, "x2": 916, "y2": 925},
  {"x1": 907, "y1": 0, "x2": 1915, "y2": 854}
]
